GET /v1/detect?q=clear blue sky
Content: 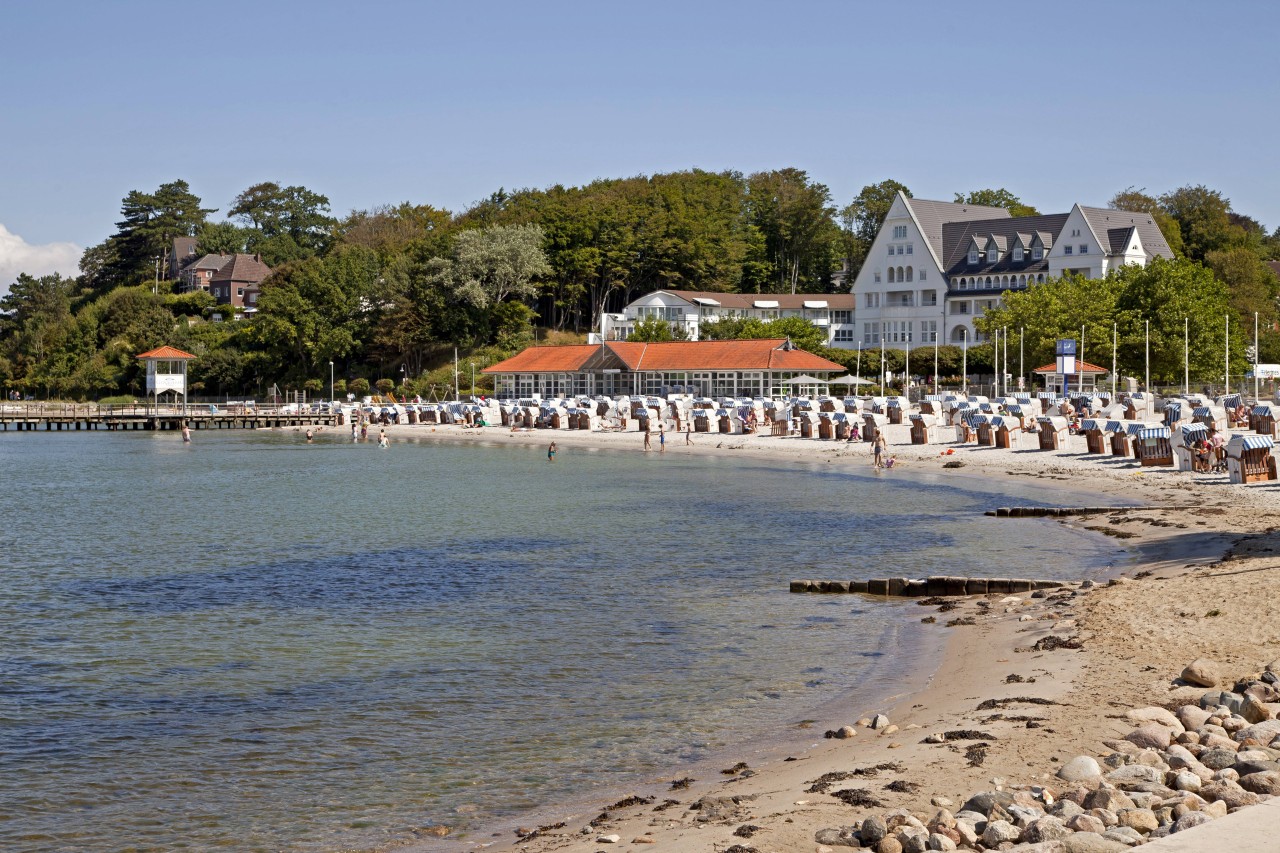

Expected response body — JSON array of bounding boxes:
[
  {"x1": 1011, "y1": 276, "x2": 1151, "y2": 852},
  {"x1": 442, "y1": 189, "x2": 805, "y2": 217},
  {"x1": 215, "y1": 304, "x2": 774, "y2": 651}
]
[{"x1": 2, "y1": 0, "x2": 1278, "y2": 281}]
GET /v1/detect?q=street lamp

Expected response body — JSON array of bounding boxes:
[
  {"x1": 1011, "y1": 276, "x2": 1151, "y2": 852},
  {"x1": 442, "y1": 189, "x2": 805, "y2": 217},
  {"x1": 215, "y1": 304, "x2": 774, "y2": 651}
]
[
  {"x1": 329, "y1": 361, "x2": 334, "y2": 404},
  {"x1": 470, "y1": 362, "x2": 476, "y2": 398},
  {"x1": 961, "y1": 327, "x2": 969, "y2": 394}
]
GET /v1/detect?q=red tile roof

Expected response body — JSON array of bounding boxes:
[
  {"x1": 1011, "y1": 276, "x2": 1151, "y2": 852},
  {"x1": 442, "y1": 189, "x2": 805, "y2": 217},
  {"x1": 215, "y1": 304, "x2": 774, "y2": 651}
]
[
  {"x1": 136, "y1": 346, "x2": 197, "y2": 360},
  {"x1": 482, "y1": 344, "x2": 599, "y2": 373},
  {"x1": 1032, "y1": 361, "x2": 1108, "y2": 374},
  {"x1": 484, "y1": 339, "x2": 844, "y2": 373},
  {"x1": 211, "y1": 254, "x2": 272, "y2": 284}
]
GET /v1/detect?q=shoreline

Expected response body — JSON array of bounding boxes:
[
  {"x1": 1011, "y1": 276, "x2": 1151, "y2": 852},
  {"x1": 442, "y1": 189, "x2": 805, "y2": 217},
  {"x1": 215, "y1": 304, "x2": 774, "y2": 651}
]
[{"x1": 347, "y1": 421, "x2": 1273, "y2": 852}]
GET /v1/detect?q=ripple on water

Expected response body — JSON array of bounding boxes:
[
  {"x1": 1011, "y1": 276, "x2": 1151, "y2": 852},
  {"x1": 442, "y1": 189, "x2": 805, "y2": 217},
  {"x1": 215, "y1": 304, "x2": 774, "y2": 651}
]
[{"x1": 0, "y1": 431, "x2": 1121, "y2": 852}]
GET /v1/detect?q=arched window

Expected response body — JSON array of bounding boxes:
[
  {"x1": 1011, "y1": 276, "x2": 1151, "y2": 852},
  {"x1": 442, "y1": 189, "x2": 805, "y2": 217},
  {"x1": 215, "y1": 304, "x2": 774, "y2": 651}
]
[
  {"x1": 1019, "y1": 275, "x2": 1026, "y2": 287},
  {"x1": 887, "y1": 267, "x2": 895, "y2": 283},
  {"x1": 897, "y1": 266, "x2": 904, "y2": 282},
  {"x1": 1001, "y1": 276, "x2": 1009, "y2": 286},
  {"x1": 906, "y1": 266, "x2": 913, "y2": 282},
  {"x1": 985, "y1": 276, "x2": 993, "y2": 287},
  {"x1": 951, "y1": 325, "x2": 968, "y2": 343},
  {"x1": 1038, "y1": 273, "x2": 1045, "y2": 283}
]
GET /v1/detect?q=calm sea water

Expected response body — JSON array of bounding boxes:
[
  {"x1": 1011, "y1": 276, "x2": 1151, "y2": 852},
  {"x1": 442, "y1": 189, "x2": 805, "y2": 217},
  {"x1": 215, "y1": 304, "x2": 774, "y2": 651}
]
[{"x1": 0, "y1": 429, "x2": 1122, "y2": 852}]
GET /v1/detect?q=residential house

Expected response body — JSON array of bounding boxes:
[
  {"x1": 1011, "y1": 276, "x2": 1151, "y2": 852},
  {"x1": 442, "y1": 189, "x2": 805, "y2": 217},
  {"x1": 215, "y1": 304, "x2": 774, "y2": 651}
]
[
  {"x1": 209, "y1": 254, "x2": 272, "y2": 310},
  {"x1": 850, "y1": 192, "x2": 1174, "y2": 349},
  {"x1": 595, "y1": 289, "x2": 859, "y2": 348}
]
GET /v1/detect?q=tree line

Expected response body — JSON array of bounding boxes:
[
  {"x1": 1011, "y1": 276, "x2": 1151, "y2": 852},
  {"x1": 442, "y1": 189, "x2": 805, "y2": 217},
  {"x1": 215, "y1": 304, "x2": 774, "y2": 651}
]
[{"x1": 1, "y1": 172, "x2": 1277, "y2": 400}]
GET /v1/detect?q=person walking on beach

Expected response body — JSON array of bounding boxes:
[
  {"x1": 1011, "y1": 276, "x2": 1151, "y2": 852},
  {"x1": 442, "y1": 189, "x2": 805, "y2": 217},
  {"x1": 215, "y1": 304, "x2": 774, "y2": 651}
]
[
  {"x1": 644, "y1": 426, "x2": 652, "y2": 451},
  {"x1": 659, "y1": 424, "x2": 665, "y2": 453},
  {"x1": 547, "y1": 441, "x2": 557, "y2": 462},
  {"x1": 873, "y1": 432, "x2": 887, "y2": 468},
  {"x1": 685, "y1": 423, "x2": 692, "y2": 445}
]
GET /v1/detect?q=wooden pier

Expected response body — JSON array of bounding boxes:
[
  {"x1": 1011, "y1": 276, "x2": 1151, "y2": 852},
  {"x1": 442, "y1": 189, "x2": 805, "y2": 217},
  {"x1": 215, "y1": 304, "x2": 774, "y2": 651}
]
[{"x1": 0, "y1": 404, "x2": 337, "y2": 433}]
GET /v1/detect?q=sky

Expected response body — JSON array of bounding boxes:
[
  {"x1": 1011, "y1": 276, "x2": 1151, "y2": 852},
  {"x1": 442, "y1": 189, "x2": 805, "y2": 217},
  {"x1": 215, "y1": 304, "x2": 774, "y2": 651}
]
[{"x1": 2, "y1": 0, "x2": 1278, "y2": 290}]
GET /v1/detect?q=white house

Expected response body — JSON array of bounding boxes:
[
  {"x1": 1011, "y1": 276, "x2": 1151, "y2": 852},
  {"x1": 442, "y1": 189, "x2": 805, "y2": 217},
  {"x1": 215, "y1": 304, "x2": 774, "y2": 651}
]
[
  {"x1": 595, "y1": 289, "x2": 859, "y2": 349},
  {"x1": 850, "y1": 193, "x2": 1174, "y2": 349}
]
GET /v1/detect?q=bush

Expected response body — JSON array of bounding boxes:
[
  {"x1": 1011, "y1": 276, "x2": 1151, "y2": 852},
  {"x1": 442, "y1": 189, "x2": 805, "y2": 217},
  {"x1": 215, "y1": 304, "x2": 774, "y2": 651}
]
[{"x1": 349, "y1": 377, "x2": 370, "y2": 396}]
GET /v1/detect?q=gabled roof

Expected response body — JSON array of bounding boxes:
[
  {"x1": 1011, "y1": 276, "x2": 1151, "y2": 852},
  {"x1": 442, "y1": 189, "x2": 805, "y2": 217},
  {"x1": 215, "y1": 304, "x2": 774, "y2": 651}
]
[
  {"x1": 1032, "y1": 360, "x2": 1108, "y2": 374},
  {"x1": 211, "y1": 254, "x2": 273, "y2": 284},
  {"x1": 942, "y1": 214, "x2": 1071, "y2": 275},
  {"x1": 1106, "y1": 226, "x2": 1138, "y2": 255},
  {"x1": 604, "y1": 339, "x2": 844, "y2": 372},
  {"x1": 1079, "y1": 206, "x2": 1173, "y2": 261},
  {"x1": 661, "y1": 290, "x2": 856, "y2": 310},
  {"x1": 483, "y1": 340, "x2": 844, "y2": 374},
  {"x1": 482, "y1": 344, "x2": 598, "y2": 373},
  {"x1": 901, "y1": 196, "x2": 1010, "y2": 266},
  {"x1": 137, "y1": 346, "x2": 197, "y2": 360},
  {"x1": 187, "y1": 253, "x2": 234, "y2": 272},
  {"x1": 986, "y1": 235, "x2": 1007, "y2": 251}
]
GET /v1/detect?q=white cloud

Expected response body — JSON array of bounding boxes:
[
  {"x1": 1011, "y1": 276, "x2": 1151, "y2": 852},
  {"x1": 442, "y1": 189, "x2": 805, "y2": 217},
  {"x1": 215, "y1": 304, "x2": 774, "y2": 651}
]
[{"x1": 0, "y1": 224, "x2": 83, "y2": 298}]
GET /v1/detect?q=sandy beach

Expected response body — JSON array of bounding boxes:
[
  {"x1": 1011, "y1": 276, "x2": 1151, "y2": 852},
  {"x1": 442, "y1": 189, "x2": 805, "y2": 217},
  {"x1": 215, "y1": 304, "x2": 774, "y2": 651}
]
[{"x1": 354, "y1": 419, "x2": 1280, "y2": 852}]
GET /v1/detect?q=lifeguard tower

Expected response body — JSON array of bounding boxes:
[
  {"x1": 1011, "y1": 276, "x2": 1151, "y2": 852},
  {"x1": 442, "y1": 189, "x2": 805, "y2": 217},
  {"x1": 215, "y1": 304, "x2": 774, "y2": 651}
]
[{"x1": 136, "y1": 346, "x2": 196, "y2": 412}]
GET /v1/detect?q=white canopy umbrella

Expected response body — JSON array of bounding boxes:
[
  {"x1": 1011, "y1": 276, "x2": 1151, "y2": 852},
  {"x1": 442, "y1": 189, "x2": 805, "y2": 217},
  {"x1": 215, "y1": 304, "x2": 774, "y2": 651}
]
[
  {"x1": 826, "y1": 374, "x2": 873, "y2": 386},
  {"x1": 783, "y1": 374, "x2": 830, "y2": 385}
]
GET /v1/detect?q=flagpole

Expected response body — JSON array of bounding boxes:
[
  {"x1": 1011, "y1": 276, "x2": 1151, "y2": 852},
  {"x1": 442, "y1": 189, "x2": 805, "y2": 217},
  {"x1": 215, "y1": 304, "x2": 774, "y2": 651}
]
[
  {"x1": 1003, "y1": 326, "x2": 1008, "y2": 398},
  {"x1": 1184, "y1": 317, "x2": 1189, "y2": 396},
  {"x1": 1111, "y1": 322, "x2": 1117, "y2": 398},
  {"x1": 1225, "y1": 314, "x2": 1230, "y2": 396},
  {"x1": 1256, "y1": 311, "x2": 1261, "y2": 402},
  {"x1": 1144, "y1": 320, "x2": 1150, "y2": 392},
  {"x1": 1019, "y1": 326, "x2": 1024, "y2": 392}
]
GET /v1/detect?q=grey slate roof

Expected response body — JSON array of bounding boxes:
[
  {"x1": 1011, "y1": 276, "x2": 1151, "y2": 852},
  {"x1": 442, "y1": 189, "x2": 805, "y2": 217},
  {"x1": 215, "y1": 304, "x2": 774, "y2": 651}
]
[
  {"x1": 188, "y1": 253, "x2": 234, "y2": 272},
  {"x1": 902, "y1": 197, "x2": 1010, "y2": 264},
  {"x1": 1080, "y1": 206, "x2": 1173, "y2": 261},
  {"x1": 942, "y1": 214, "x2": 1071, "y2": 276},
  {"x1": 1106, "y1": 226, "x2": 1137, "y2": 255}
]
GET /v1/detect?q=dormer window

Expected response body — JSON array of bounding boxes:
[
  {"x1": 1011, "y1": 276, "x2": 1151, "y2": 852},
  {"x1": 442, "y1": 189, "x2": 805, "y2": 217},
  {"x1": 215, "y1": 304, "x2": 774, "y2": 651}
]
[
  {"x1": 1033, "y1": 247, "x2": 1043, "y2": 260},
  {"x1": 987, "y1": 247, "x2": 999, "y2": 263},
  {"x1": 1013, "y1": 246, "x2": 1024, "y2": 262},
  {"x1": 968, "y1": 247, "x2": 979, "y2": 265}
]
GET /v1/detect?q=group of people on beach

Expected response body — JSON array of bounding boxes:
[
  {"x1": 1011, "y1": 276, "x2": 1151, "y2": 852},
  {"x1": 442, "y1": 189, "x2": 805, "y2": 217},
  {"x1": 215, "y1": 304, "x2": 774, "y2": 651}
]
[{"x1": 348, "y1": 417, "x2": 389, "y2": 447}]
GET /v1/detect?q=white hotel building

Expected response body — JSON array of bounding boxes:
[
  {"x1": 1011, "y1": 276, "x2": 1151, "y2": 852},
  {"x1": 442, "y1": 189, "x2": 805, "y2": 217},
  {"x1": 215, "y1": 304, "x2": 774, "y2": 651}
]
[
  {"x1": 595, "y1": 289, "x2": 859, "y2": 349},
  {"x1": 849, "y1": 192, "x2": 1174, "y2": 348}
]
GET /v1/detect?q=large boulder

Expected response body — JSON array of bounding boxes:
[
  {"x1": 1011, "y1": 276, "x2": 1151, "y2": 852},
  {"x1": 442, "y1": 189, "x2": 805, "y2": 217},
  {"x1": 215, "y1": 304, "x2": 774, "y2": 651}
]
[
  {"x1": 1102, "y1": 826, "x2": 1145, "y2": 846},
  {"x1": 1172, "y1": 811, "x2": 1214, "y2": 833},
  {"x1": 979, "y1": 819, "x2": 1021, "y2": 847},
  {"x1": 1082, "y1": 789, "x2": 1135, "y2": 812},
  {"x1": 815, "y1": 827, "x2": 863, "y2": 847},
  {"x1": 1057, "y1": 756, "x2": 1103, "y2": 783},
  {"x1": 960, "y1": 790, "x2": 1015, "y2": 818},
  {"x1": 1199, "y1": 781, "x2": 1261, "y2": 809},
  {"x1": 1066, "y1": 814, "x2": 1106, "y2": 834},
  {"x1": 1236, "y1": 719, "x2": 1280, "y2": 744},
  {"x1": 1116, "y1": 808, "x2": 1158, "y2": 834},
  {"x1": 1125, "y1": 707, "x2": 1184, "y2": 733},
  {"x1": 1241, "y1": 695, "x2": 1276, "y2": 725},
  {"x1": 1124, "y1": 724, "x2": 1173, "y2": 750},
  {"x1": 1182, "y1": 659, "x2": 1222, "y2": 688},
  {"x1": 1104, "y1": 764, "x2": 1164, "y2": 787},
  {"x1": 1021, "y1": 816, "x2": 1072, "y2": 844},
  {"x1": 1238, "y1": 770, "x2": 1280, "y2": 795},
  {"x1": 1176, "y1": 704, "x2": 1213, "y2": 730},
  {"x1": 860, "y1": 815, "x2": 888, "y2": 844}
]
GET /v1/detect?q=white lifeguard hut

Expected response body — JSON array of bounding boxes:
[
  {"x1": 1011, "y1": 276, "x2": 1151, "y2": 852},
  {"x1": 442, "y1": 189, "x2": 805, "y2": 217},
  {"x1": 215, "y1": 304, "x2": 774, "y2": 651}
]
[{"x1": 137, "y1": 346, "x2": 196, "y2": 411}]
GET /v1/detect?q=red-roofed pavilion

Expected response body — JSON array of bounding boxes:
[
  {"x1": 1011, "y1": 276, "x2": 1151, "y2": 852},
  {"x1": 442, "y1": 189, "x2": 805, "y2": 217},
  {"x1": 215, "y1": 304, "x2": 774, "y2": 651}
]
[
  {"x1": 483, "y1": 339, "x2": 844, "y2": 399},
  {"x1": 137, "y1": 346, "x2": 197, "y2": 411}
]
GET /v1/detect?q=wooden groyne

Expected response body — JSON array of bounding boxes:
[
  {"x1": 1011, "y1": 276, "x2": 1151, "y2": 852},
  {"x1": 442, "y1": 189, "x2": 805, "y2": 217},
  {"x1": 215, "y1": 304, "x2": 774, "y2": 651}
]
[
  {"x1": 790, "y1": 577, "x2": 1069, "y2": 597},
  {"x1": 985, "y1": 505, "x2": 1196, "y2": 518}
]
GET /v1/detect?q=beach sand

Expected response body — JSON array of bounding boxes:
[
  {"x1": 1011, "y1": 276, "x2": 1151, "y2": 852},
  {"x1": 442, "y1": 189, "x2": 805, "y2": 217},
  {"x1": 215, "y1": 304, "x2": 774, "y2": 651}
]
[{"x1": 350, "y1": 420, "x2": 1279, "y2": 852}]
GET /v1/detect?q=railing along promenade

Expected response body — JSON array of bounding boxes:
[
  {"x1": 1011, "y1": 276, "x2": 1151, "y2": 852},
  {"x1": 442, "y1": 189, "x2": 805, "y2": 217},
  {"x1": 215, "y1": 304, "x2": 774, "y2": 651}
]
[{"x1": 0, "y1": 402, "x2": 337, "y2": 432}]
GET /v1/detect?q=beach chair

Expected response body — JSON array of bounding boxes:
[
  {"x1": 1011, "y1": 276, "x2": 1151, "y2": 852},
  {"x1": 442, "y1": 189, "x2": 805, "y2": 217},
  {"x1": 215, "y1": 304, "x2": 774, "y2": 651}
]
[
  {"x1": 1136, "y1": 426, "x2": 1174, "y2": 467},
  {"x1": 1225, "y1": 434, "x2": 1278, "y2": 484}
]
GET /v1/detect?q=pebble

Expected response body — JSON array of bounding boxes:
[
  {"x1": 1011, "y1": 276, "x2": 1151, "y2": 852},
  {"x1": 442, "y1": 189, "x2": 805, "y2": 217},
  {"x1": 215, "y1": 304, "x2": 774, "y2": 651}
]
[
  {"x1": 596, "y1": 834, "x2": 620, "y2": 843},
  {"x1": 834, "y1": 725, "x2": 857, "y2": 739},
  {"x1": 881, "y1": 724, "x2": 900, "y2": 735},
  {"x1": 1057, "y1": 755, "x2": 1102, "y2": 782},
  {"x1": 871, "y1": 714, "x2": 891, "y2": 729}
]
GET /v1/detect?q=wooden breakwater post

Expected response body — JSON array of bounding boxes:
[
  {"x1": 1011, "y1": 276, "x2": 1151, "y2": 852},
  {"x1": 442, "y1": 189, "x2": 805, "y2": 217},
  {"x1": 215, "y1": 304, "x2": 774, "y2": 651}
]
[{"x1": 789, "y1": 577, "x2": 1068, "y2": 597}]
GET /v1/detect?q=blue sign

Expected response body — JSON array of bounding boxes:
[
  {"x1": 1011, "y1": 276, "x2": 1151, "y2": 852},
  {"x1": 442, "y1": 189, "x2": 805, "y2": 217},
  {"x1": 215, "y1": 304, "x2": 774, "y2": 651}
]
[{"x1": 1056, "y1": 338, "x2": 1077, "y2": 356}]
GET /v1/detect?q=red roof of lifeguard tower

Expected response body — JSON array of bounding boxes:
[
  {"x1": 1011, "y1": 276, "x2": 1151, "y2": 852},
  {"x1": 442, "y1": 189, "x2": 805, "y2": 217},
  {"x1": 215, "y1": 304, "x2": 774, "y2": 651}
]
[
  {"x1": 136, "y1": 346, "x2": 197, "y2": 360},
  {"x1": 1032, "y1": 360, "x2": 1108, "y2": 374}
]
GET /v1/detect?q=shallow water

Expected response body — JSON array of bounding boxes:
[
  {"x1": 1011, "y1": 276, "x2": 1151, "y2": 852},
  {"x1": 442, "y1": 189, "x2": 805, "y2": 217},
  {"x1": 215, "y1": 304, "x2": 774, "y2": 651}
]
[{"x1": 0, "y1": 430, "x2": 1121, "y2": 851}]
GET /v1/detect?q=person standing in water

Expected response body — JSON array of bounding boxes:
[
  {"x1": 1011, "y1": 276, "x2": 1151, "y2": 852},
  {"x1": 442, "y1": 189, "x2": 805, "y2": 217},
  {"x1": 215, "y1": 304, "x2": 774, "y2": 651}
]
[
  {"x1": 658, "y1": 424, "x2": 665, "y2": 453},
  {"x1": 378, "y1": 428, "x2": 389, "y2": 448},
  {"x1": 181, "y1": 422, "x2": 191, "y2": 443},
  {"x1": 305, "y1": 428, "x2": 313, "y2": 443},
  {"x1": 547, "y1": 441, "x2": 557, "y2": 462}
]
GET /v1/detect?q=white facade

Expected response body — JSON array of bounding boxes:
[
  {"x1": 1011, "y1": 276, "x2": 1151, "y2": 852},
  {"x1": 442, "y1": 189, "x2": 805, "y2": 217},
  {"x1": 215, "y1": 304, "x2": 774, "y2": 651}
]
[
  {"x1": 596, "y1": 290, "x2": 859, "y2": 349},
  {"x1": 851, "y1": 194, "x2": 1174, "y2": 351}
]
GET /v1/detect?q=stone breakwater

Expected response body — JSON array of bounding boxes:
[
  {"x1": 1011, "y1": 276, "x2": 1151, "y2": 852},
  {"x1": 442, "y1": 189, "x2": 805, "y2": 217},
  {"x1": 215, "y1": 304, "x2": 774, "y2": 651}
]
[
  {"x1": 806, "y1": 661, "x2": 1280, "y2": 852},
  {"x1": 791, "y1": 578, "x2": 1067, "y2": 597}
]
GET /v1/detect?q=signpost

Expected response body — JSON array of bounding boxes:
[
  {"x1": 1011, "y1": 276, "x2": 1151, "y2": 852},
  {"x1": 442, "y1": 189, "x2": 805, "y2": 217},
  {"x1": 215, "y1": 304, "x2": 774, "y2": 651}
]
[{"x1": 1056, "y1": 338, "x2": 1077, "y2": 398}]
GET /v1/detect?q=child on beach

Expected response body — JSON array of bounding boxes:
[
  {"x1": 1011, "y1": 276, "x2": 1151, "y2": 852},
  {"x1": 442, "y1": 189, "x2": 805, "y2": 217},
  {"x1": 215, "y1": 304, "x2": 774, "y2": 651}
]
[
  {"x1": 378, "y1": 429, "x2": 388, "y2": 448},
  {"x1": 659, "y1": 425, "x2": 665, "y2": 452}
]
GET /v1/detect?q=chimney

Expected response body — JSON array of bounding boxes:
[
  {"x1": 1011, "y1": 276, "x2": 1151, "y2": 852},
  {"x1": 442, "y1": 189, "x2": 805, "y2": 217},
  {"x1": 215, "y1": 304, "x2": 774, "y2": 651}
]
[{"x1": 254, "y1": 254, "x2": 261, "y2": 263}]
